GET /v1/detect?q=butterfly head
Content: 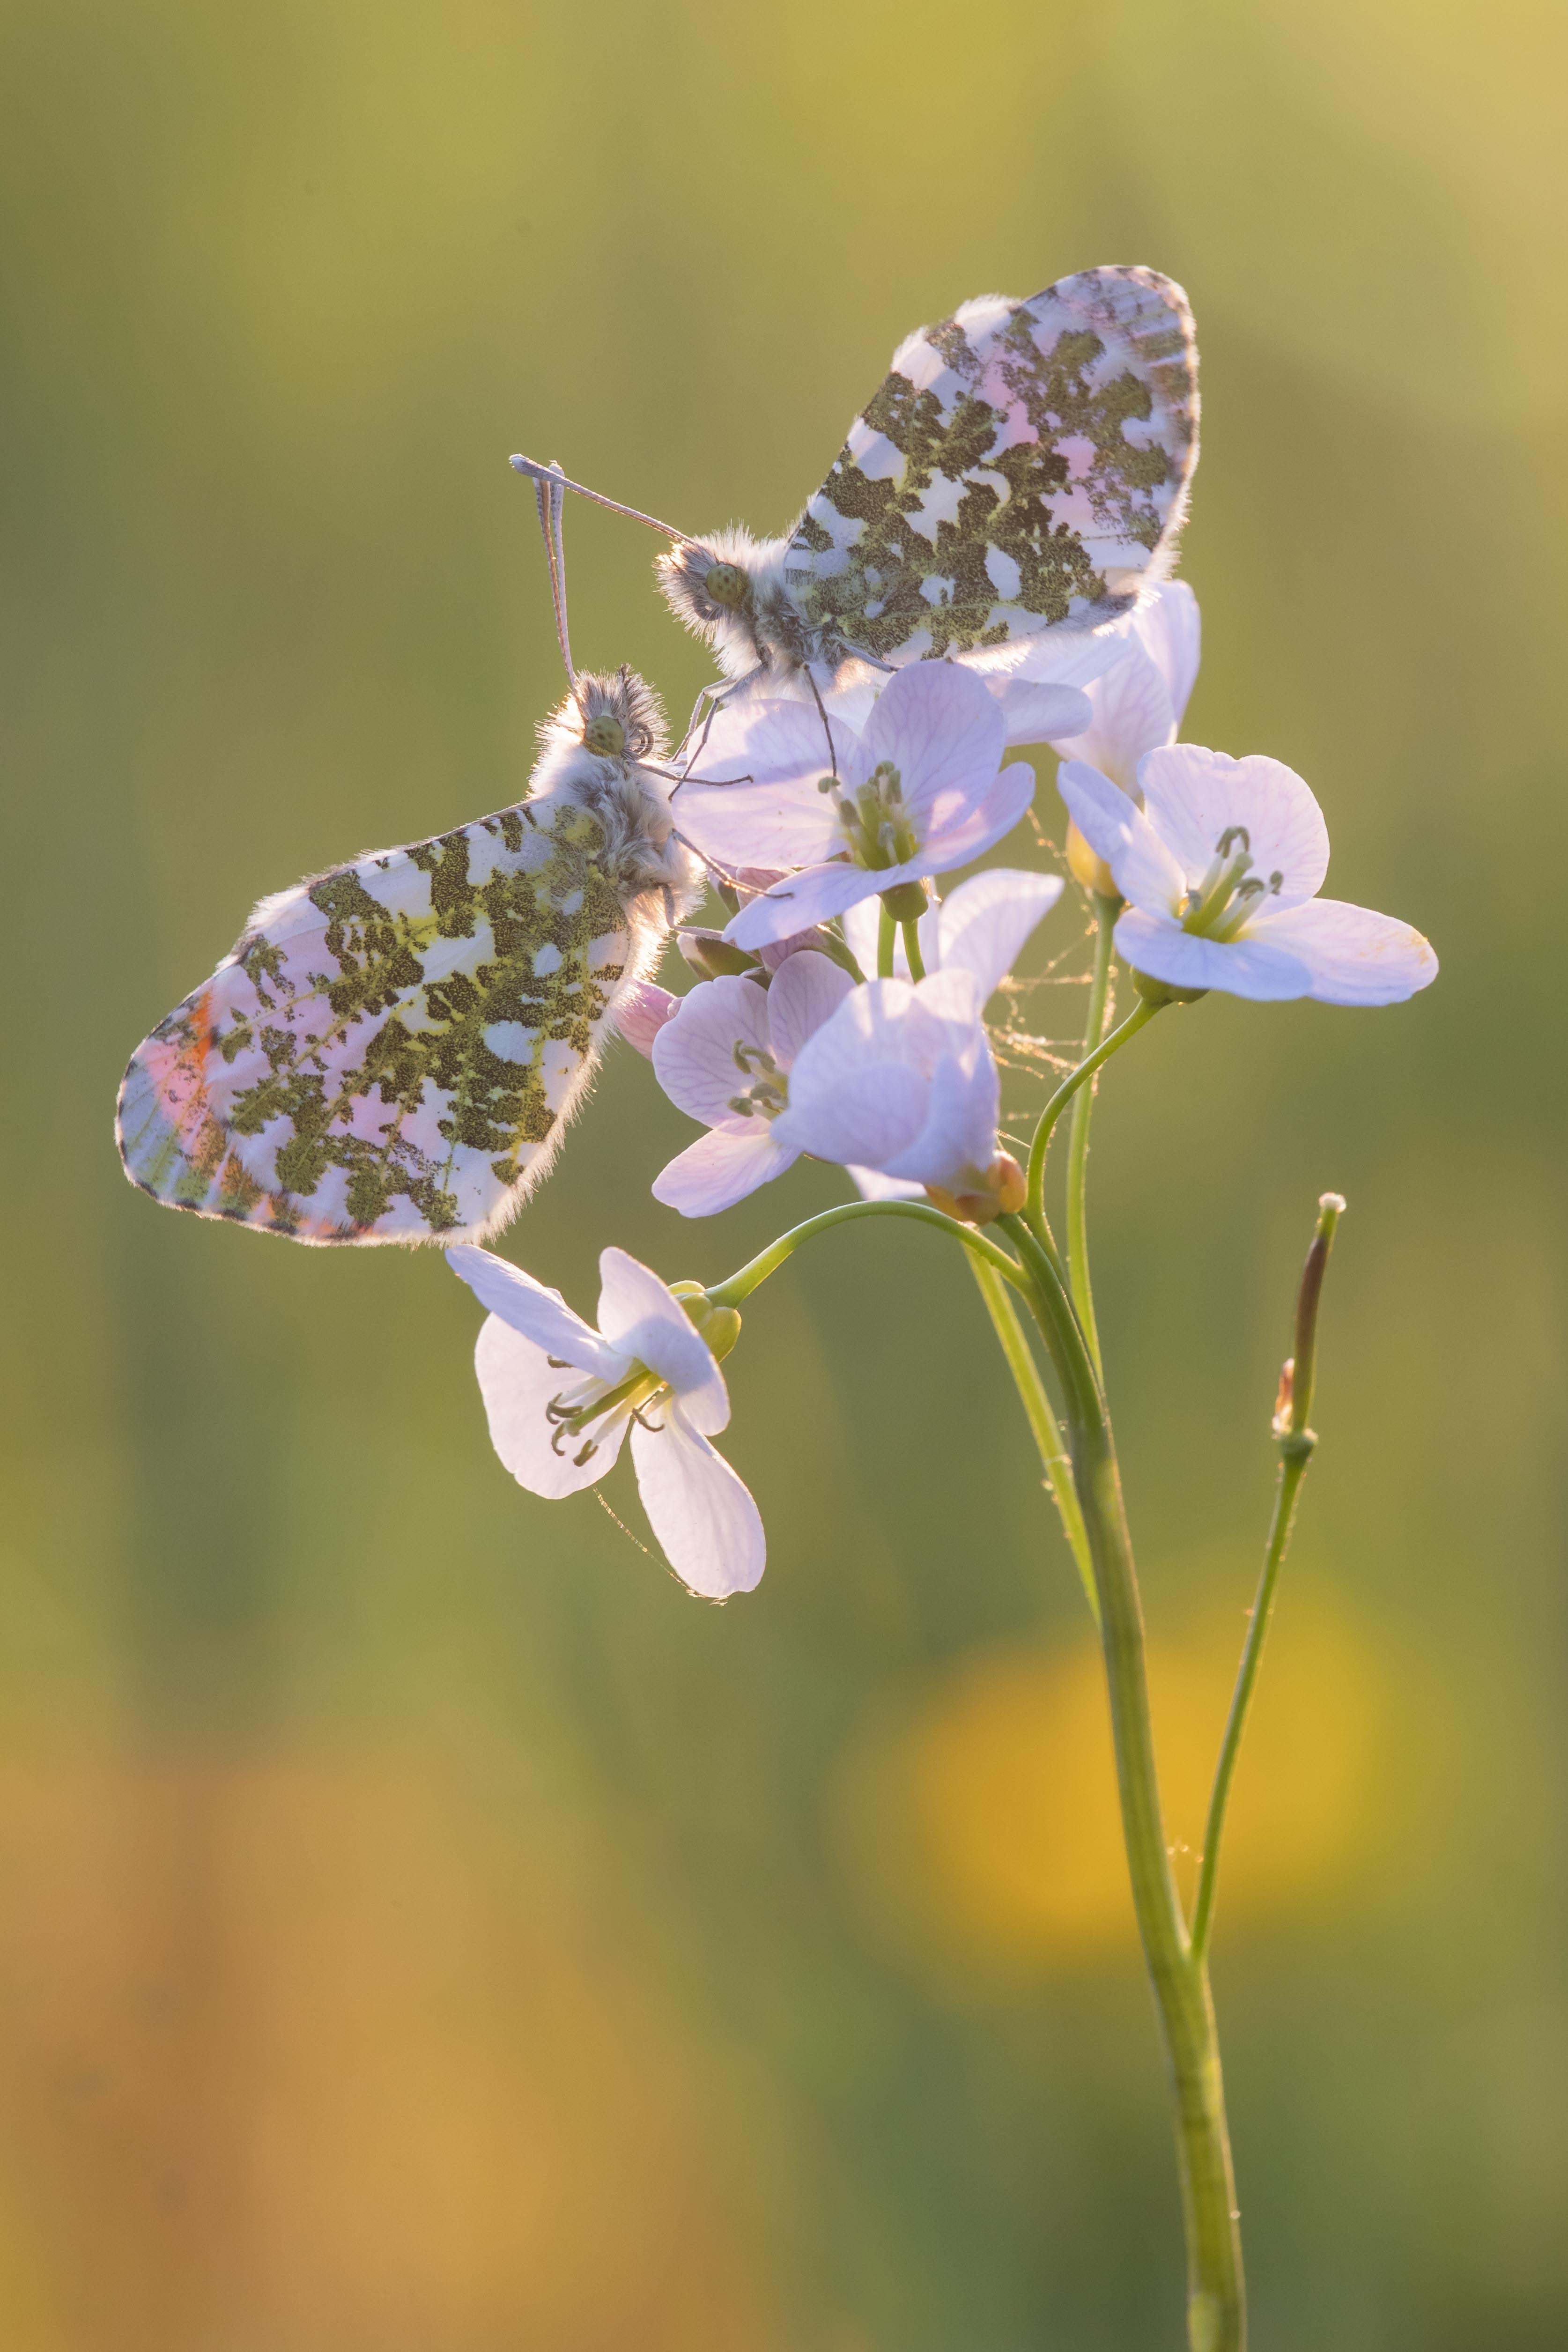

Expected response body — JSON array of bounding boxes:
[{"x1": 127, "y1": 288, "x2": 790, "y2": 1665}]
[{"x1": 656, "y1": 526, "x2": 808, "y2": 682}]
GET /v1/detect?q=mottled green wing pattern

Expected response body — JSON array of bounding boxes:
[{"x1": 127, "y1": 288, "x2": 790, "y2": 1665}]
[
  {"x1": 117, "y1": 795, "x2": 634, "y2": 1243},
  {"x1": 785, "y1": 266, "x2": 1198, "y2": 664}
]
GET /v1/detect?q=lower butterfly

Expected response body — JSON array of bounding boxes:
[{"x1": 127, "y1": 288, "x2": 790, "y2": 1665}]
[{"x1": 118, "y1": 479, "x2": 700, "y2": 1244}]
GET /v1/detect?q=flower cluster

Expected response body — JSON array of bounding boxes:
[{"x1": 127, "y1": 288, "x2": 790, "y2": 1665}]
[{"x1": 447, "y1": 585, "x2": 1437, "y2": 1595}]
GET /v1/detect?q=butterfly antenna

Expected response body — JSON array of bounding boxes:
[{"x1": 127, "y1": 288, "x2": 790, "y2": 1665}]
[
  {"x1": 511, "y1": 453, "x2": 691, "y2": 545},
  {"x1": 529, "y1": 461, "x2": 579, "y2": 696}
]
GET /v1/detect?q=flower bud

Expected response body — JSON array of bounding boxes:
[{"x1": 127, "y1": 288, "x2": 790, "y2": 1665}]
[
  {"x1": 924, "y1": 1153, "x2": 1025, "y2": 1226},
  {"x1": 678, "y1": 929, "x2": 763, "y2": 982},
  {"x1": 1066, "y1": 820, "x2": 1118, "y2": 898},
  {"x1": 615, "y1": 979, "x2": 679, "y2": 1058},
  {"x1": 671, "y1": 1284, "x2": 743, "y2": 1361},
  {"x1": 879, "y1": 880, "x2": 929, "y2": 924},
  {"x1": 1132, "y1": 967, "x2": 1208, "y2": 1008}
]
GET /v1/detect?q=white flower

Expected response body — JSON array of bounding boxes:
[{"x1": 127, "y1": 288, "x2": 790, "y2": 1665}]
[
  {"x1": 1049, "y1": 582, "x2": 1201, "y2": 793},
  {"x1": 708, "y1": 642, "x2": 1099, "y2": 751},
  {"x1": 446, "y1": 1243, "x2": 765, "y2": 1599},
  {"x1": 650, "y1": 950, "x2": 855, "y2": 1216},
  {"x1": 838, "y1": 864, "x2": 1063, "y2": 1200},
  {"x1": 1058, "y1": 746, "x2": 1438, "y2": 1006},
  {"x1": 771, "y1": 968, "x2": 1024, "y2": 1218},
  {"x1": 674, "y1": 662, "x2": 1037, "y2": 950},
  {"x1": 614, "y1": 979, "x2": 680, "y2": 1058}
]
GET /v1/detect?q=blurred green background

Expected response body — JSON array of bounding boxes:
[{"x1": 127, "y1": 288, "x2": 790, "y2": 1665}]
[{"x1": 1, "y1": 2, "x2": 1564, "y2": 2345}]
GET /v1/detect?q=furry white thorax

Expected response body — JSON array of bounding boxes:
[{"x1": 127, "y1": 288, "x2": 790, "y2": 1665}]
[
  {"x1": 657, "y1": 527, "x2": 818, "y2": 684},
  {"x1": 530, "y1": 667, "x2": 702, "y2": 930}
]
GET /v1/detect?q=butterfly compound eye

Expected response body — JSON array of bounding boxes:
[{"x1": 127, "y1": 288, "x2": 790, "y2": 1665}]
[
  {"x1": 583, "y1": 712, "x2": 627, "y2": 757},
  {"x1": 703, "y1": 562, "x2": 748, "y2": 609}
]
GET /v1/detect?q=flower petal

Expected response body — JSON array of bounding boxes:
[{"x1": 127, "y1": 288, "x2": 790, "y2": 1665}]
[
  {"x1": 1134, "y1": 581, "x2": 1201, "y2": 725},
  {"x1": 919, "y1": 760, "x2": 1037, "y2": 870},
  {"x1": 771, "y1": 1058, "x2": 929, "y2": 1169},
  {"x1": 1050, "y1": 642, "x2": 1176, "y2": 793},
  {"x1": 1252, "y1": 898, "x2": 1439, "y2": 1006},
  {"x1": 725, "y1": 860, "x2": 888, "y2": 950},
  {"x1": 1136, "y1": 746, "x2": 1330, "y2": 908},
  {"x1": 446, "y1": 1244, "x2": 626, "y2": 1380},
  {"x1": 614, "y1": 979, "x2": 680, "y2": 1059},
  {"x1": 848, "y1": 1164, "x2": 926, "y2": 1201},
  {"x1": 473, "y1": 1313, "x2": 626, "y2": 1499},
  {"x1": 765, "y1": 948, "x2": 857, "y2": 1068},
  {"x1": 673, "y1": 697, "x2": 847, "y2": 868},
  {"x1": 651, "y1": 1124, "x2": 798, "y2": 1216},
  {"x1": 936, "y1": 868, "x2": 1064, "y2": 1001},
  {"x1": 595, "y1": 1247, "x2": 728, "y2": 1423},
  {"x1": 982, "y1": 674, "x2": 1094, "y2": 748},
  {"x1": 1113, "y1": 905, "x2": 1314, "y2": 1000},
  {"x1": 630, "y1": 1408, "x2": 766, "y2": 1599},
  {"x1": 881, "y1": 1038, "x2": 999, "y2": 1187},
  {"x1": 651, "y1": 974, "x2": 773, "y2": 1126},
  {"x1": 1058, "y1": 760, "x2": 1186, "y2": 912},
  {"x1": 860, "y1": 659, "x2": 1006, "y2": 821}
]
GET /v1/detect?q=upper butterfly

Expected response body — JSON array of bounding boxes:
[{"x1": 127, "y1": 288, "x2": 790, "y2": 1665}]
[
  {"x1": 117, "y1": 667, "x2": 700, "y2": 1244},
  {"x1": 659, "y1": 268, "x2": 1198, "y2": 695}
]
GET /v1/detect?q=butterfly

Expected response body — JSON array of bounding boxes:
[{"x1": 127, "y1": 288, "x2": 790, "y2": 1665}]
[
  {"x1": 513, "y1": 265, "x2": 1198, "y2": 715},
  {"x1": 116, "y1": 473, "x2": 701, "y2": 1245}
]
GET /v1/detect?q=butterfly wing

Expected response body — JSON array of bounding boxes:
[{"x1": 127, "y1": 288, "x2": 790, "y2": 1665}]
[
  {"x1": 785, "y1": 266, "x2": 1198, "y2": 666},
  {"x1": 117, "y1": 798, "x2": 638, "y2": 1244}
]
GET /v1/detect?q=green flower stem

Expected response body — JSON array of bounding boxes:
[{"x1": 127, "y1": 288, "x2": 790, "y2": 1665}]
[
  {"x1": 1066, "y1": 893, "x2": 1121, "y2": 1378},
  {"x1": 877, "y1": 905, "x2": 897, "y2": 978},
  {"x1": 999, "y1": 1210, "x2": 1245, "y2": 2352},
  {"x1": 1025, "y1": 997, "x2": 1161, "y2": 1228},
  {"x1": 1190, "y1": 1194, "x2": 1344, "y2": 1964},
  {"x1": 704, "y1": 1198, "x2": 1026, "y2": 1312},
  {"x1": 968, "y1": 1254, "x2": 1099, "y2": 1627},
  {"x1": 901, "y1": 918, "x2": 927, "y2": 980}
]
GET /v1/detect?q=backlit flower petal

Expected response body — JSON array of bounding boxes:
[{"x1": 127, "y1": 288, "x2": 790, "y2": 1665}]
[
  {"x1": 473, "y1": 1314, "x2": 627, "y2": 1499},
  {"x1": 652, "y1": 975, "x2": 772, "y2": 1126},
  {"x1": 1253, "y1": 898, "x2": 1439, "y2": 1006},
  {"x1": 651, "y1": 1123, "x2": 798, "y2": 1216},
  {"x1": 936, "y1": 868, "x2": 1064, "y2": 1001},
  {"x1": 1058, "y1": 761, "x2": 1186, "y2": 913},
  {"x1": 771, "y1": 1059, "x2": 930, "y2": 1169},
  {"x1": 630, "y1": 1407, "x2": 766, "y2": 1598},
  {"x1": 1113, "y1": 906, "x2": 1314, "y2": 1000},
  {"x1": 447, "y1": 1244, "x2": 626, "y2": 1381},
  {"x1": 859, "y1": 659, "x2": 1006, "y2": 821},
  {"x1": 981, "y1": 674, "x2": 1093, "y2": 748},
  {"x1": 614, "y1": 979, "x2": 680, "y2": 1059},
  {"x1": 595, "y1": 1247, "x2": 727, "y2": 1419},
  {"x1": 765, "y1": 948, "x2": 857, "y2": 1068},
  {"x1": 1050, "y1": 642, "x2": 1176, "y2": 792},
  {"x1": 880, "y1": 1042, "x2": 999, "y2": 1187},
  {"x1": 1136, "y1": 580, "x2": 1201, "y2": 725},
  {"x1": 725, "y1": 860, "x2": 891, "y2": 950},
  {"x1": 1136, "y1": 746, "x2": 1330, "y2": 908}
]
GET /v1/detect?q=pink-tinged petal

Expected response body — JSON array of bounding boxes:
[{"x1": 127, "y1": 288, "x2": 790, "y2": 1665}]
[
  {"x1": 614, "y1": 979, "x2": 680, "y2": 1059},
  {"x1": 725, "y1": 861, "x2": 888, "y2": 950},
  {"x1": 881, "y1": 1041, "x2": 999, "y2": 1187},
  {"x1": 982, "y1": 675, "x2": 1093, "y2": 748},
  {"x1": 860, "y1": 660, "x2": 1006, "y2": 821},
  {"x1": 652, "y1": 975, "x2": 772, "y2": 1126},
  {"x1": 1136, "y1": 746, "x2": 1330, "y2": 908},
  {"x1": 1058, "y1": 761, "x2": 1186, "y2": 913},
  {"x1": 936, "y1": 869, "x2": 1064, "y2": 1001},
  {"x1": 447, "y1": 1244, "x2": 626, "y2": 1380},
  {"x1": 595, "y1": 1247, "x2": 727, "y2": 1422},
  {"x1": 1134, "y1": 581, "x2": 1200, "y2": 725},
  {"x1": 651, "y1": 1124, "x2": 798, "y2": 1217},
  {"x1": 630, "y1": 1409, "x2": 766, "y2": 1598},
  {"x1": 682, "y1": 694, "x2": 850, "y2": 793},
  {"x1": 672, "y1": 775, "x2": 841, "y2": 871},
  {"x1": 848, "y1": 1164, "x2": 926, "y2": 1201},
  {"x1": 1252, "y1": 899, "x2": 1439, "y2": 1006},
  {"x1": 919, "y1": 760, "x2": 1037, "y2": 869},
  {"x1": 766, "y1": 948, "x2": 857, "y2": 1068},
  {"x1": 773, "y1": 1060, "x2": 930, "y2": 1170},
  {"x1": 1050, "y1": 642, "x2": 1176, "y2": 792},
  {"x1": 473, "y1": 1314, "x2": 626, "y2": 1499},
  {"x1": 1113, "y1": 906, "x2": 1314, "y2": 1001}
]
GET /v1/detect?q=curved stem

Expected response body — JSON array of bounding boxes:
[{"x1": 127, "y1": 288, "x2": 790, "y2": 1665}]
[
  {"x1": 998, "y1": 1213, "x2": 1246, "y2": 2350},
  {"x1": 1066, "y1": 894, "x2": 1119, "y2": 1377},
  {"x1": 705, "y1": 1198, "x2": 1025, "y2": 1311},
  {"x1": 968, "y1": 1255, "x2": 1099, "y2": 1626},
  {"x1": 1025, "y1": 997, "x2": 1161, "y2": 1226},
  {"x1": 901, "y1": 919, "x2": 926, "y2": 980}
]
